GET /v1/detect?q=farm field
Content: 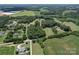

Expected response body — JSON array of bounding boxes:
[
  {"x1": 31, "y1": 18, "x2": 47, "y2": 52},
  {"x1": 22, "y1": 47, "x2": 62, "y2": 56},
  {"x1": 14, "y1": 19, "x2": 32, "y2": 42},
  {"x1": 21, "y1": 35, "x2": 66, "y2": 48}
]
[
  {"x1": 11, "y1": 11, "x2": 40, "y2": 17},
  {"x1": 32, "y1": 42, "x2": 44, "y2": 55},
  {"x1": 43, "y1": 35, "x2": 79, "y2": 55},
  {"x1": 0, "y1": 46, "x2": 15, "y2": 55},
  {"x1": 63, "y1": 22, "x2": 79, "y2": 31}
]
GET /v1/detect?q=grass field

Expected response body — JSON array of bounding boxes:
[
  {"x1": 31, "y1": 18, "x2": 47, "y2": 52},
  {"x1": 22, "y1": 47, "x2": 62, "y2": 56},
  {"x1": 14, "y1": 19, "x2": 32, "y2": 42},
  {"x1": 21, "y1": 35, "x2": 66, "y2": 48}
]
[
  {"x1": 63, "y1": 22, "x2": 79, "y2": 31},
  {"x1": 54, "y1": 18, "x2": 79, "y2": 31},
  {"x1": 32, "y1": 42, "x2": 44, "y2": 55},
  {"x1": 43, "y1": 35, "x2": 79, "y2": 55},
  {"x1": 62, "y1": 10, "x2": 77, "y2": 16},
  {"x1": 54, "y1": 18, "x2": 62, "y2": 23},
  {"x1": 43, "y1": 28, "x2": 54, "y2": 37},
  {"x1": 11, "y1": 11, "x2": 40, "y2": 17},
  {"x1": 0, "y1": 46, "x2": 15, "y2": 55}
]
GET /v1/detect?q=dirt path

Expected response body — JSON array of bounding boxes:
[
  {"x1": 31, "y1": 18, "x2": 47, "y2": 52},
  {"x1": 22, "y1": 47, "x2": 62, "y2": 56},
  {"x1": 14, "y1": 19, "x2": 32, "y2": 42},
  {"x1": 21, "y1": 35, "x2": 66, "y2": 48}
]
[
  {"x1": 0, "y1": 42, "x2": 15, "y2": 47},
  {"x1": 29, "y1": 40, "x2": 32, "y2": 55},
  {"x1": 25, "y1": 19, "x2": 45, "y2": 55}
]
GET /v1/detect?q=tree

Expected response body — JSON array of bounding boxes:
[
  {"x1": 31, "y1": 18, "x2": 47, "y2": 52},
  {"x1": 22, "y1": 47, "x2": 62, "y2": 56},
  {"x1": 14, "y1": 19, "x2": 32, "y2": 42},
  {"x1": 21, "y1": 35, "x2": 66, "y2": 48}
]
[
  {"x1": 4, "y1": 31, "x2": 13, "y2": 43},
  {"x1": 27, "y1": 25, "x2": 46, "y2": 39},
  {"x1": 23, "y1": 33, "x2": 27, "y2": 40},
  {"x1": 35, "y1": 20, "x2": 40, "y2": 27},
  {"x1": 13, "y1": 38, "x2": 23, "y2": 44},
  {"x1": 52, "y1": 27, "x2": 58, "y2": 34},
  {"x1": 41, "y1": 20, "x2": 57, "y2": 28}
]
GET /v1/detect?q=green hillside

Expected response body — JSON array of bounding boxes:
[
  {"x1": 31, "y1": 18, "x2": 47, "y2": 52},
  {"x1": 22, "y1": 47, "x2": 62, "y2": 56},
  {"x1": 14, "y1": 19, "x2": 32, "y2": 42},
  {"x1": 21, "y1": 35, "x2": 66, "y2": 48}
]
[
  {"x1": 43, "y1": 35, "x2": 79, "y2": 55},
  {"x1": 11, "y1": 11, "x2": 40, "y2": 17}
]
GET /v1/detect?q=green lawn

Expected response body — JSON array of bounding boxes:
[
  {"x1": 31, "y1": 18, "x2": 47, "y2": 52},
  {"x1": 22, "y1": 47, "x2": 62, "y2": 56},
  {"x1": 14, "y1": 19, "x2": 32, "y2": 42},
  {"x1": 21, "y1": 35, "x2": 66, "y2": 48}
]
[
  {"x1": 0, "y1": 46, "x2": 15, "y2": 55},
  {"x1": 32, "y1": 42, "x2": 44, "y2": 55},
  {"x1": 43, "y1": 35, "x2": 79, "y2": 55}
]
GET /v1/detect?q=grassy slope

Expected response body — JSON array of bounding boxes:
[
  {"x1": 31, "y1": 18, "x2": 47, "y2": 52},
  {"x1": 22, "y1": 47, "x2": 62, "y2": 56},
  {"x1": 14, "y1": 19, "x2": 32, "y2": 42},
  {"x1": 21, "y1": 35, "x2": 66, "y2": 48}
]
[
  {"x1": 54, "y1": 18, "x2": 79, "y2": 31},
  {"x1": 43, "y1": 35, "x2": 79, "y2": 55},
  {"x1": 32, "y1": 42, "x2": 44, "y2": 55},
  {"x1": 0, "y1": 46, "x2": 15, "y2": 55},
  {"x1": 43, "y1": 28, "x2": 54, "y2": 37},
  {"x1": 63, "y1": 22, "x2": 79, "y2": 31},
  {"x1": 62, "y1": 10, "x2": 77, "y2": 16},
  {"x1": 11, "y1": 11, "x2": 40, "y2": 17}
]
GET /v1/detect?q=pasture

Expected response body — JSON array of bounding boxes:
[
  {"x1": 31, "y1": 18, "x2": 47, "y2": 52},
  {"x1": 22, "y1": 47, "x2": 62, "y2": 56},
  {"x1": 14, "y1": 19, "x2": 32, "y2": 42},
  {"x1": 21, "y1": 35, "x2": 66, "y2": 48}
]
[
  {"x1": 0, "y1": 46, "x2": 15, "y2": 55},
  {"x1": 43, "y1": 35, "x2": 79, "y2": 55}
]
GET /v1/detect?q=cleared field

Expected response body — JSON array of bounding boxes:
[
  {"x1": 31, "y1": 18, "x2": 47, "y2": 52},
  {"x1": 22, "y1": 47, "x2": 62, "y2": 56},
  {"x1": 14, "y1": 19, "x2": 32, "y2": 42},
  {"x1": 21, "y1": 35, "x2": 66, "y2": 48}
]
[
  {"x1": 11, "y1": 11, "x2": 40, "y2": 17},
  {"x1": 62, "y1": 10, "x2": 77, "y2": 16},
  {"x1": 63, "y1": 22, "x2": 79, "y2": 31},
  {"x1": 32, "y1": 42, "x2": 44, "y2": 55},
  {"x1": 43, "y1": 28, "x2": 54, "y2": 37},
  {"x1": 0, "y1": 46, "x2": 15, "y2": 55},
  {"x1": 54, "y1": 18, "x2": 62, "y2": 23},
  {"x1": 43, "y1": 35, "x2": 79, "y2": 55}
]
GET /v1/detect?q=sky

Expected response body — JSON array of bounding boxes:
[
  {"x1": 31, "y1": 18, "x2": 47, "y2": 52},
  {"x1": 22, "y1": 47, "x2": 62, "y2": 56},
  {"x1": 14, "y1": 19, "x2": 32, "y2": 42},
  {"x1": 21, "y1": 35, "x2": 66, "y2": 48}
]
[{"x1": 0, "y1": 0, "x2": 79, "y2": 4}]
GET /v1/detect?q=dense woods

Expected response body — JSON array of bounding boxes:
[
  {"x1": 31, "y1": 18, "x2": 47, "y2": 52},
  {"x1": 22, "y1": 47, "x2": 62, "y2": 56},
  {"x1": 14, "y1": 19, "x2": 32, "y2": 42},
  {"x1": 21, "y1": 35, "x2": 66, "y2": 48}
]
[
  {"x1": 27, "y1": 25, "x2": 46, "y2": 39},
  {"x1": 14, "y1": 16, "x2": 37, "y2": 24}
]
